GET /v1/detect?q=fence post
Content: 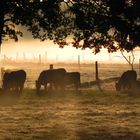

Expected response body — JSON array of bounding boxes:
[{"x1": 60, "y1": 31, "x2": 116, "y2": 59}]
[
  {"x1": 95, "y1": 61, "x2": 99, "y2": 81},
  {"x1": 50, "y1": 64, "x2": 53, "y2": 69},
  {"x1": 139, "y1": 59, "x2": 140, "y2": 78},
  {"x1": 1, "y1": 67, "x2": 5, "y2": 87},
  {"x1": 39, "y1": 54, "x2": 41, "y2": 64},
  {"x1": 78, "y1": 55, "x2": 80, "y2": 69}
]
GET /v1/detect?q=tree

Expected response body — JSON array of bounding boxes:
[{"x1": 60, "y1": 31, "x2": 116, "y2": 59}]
[
  {"x1": 0, "y1": 0, "x2": 70, "y2": 47},
  {"x1": 65, "y1": 0, "x2": 140, "y2": 53},
  {"x1": 0, "y1": 0, "x2": 140, "y2": 55}
]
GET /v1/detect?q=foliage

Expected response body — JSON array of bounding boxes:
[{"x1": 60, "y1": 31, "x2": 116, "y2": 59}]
[{"x1": 0, "y1": 0, "x2": 140, "y2": 53}]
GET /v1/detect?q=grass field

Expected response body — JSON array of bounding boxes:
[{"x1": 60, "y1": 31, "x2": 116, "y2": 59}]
[
  {"x1": 0, "y1": 87, "x2": 140, "y2": 140},
  {"x1": 0, "y1": 62, "x2": 140, "y2": 140}
]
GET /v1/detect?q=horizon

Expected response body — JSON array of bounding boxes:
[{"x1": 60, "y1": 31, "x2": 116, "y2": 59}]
[
  {"x1": 1, "y1": 38, "x2": 140, "y2": 64},
  {"x1": 1, "y1": 26, "x2": 140, "y2": 64}
]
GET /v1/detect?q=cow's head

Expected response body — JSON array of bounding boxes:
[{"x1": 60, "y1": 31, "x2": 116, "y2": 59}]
[
  {"x1": 115, "y1": 82, "x2": 121, "y2": 91},
  {"x1": 2, "y1": 72, "x2": 10, "y2": 91},
  {"x1": 35, "y1": 80, "x2": 41, "y2": 90}
]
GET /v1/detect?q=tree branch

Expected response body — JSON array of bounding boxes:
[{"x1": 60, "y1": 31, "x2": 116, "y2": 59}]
[
  {"x1": 131, "y1": 50, "x2": 135, "y2": 70},
  {"x1": 121, "y1": 50, "x2": 131, "y2": 64},
  {"x1": 121, "y1": 50, "x2": 135, "y2": 70}
]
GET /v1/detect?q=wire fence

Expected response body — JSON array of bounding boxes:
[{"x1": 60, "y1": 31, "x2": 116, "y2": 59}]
[{"x1": 0, "y1": 62, "x2": 140, "y2": 88}]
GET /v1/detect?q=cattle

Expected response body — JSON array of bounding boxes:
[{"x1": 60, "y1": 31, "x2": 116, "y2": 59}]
[
  {"x1": 2, "y1": 70, "x2": 26, "y2": 93},
  {"x1": 115, "y1": 70, "x2": 137, "y2": 91},
  {"x1": 36, "y1": 68, "x2": 66, "y2": 93},
  {"x1": 64, "y1": 72, "x2": 81, "y2": 90}
]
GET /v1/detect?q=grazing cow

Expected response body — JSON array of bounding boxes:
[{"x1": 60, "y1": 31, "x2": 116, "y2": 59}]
[
  {"x1": 36, "y1": 68, "x2": 66, "y2": 93},
  {"x1": 2, "y1": 70, "x2": 26, "y2": 93},
  {"x1": 64, "y1": 72, "x2": 81, "y2": 90},
  {"x1": 115, "y1": 70, "x2": 137, "y2": 91}
]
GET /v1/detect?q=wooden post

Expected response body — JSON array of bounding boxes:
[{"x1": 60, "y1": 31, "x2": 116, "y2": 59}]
[
  {"x1": 23, "y1": 53, "x2": 26, "y2": 61},
  {"x1": 139, "y1": 59, "x2": 140, "y2": 78},
  {"x1": 45, "y1": 51, "x2": 47, "y2": 61},
  {"x1": 50, "y1": 64, "x2": 53, "y2": 69},
  {"x1": 56, "y1": 55, "x2": 58, "y2": 62},
  {"x1": 39, "y1": 54, "x2": 41, "y2": 64},
  {"x1": 78, "y1": 55, "x2": 80, "y2": 69},
  {"x1": 95, "y1": 61, "x2": 99, "y2": 81}
]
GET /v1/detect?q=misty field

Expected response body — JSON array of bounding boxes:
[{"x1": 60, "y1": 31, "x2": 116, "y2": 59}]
[
  {"x1": 1, "y1": 62, "x2": 140, "y2": 88},
  {"x1": 0, "y1": 62, "x2": 140, "y2": 140},
  {"x1": 0, "y1": 88, "x2": 140, "y2": 140}
]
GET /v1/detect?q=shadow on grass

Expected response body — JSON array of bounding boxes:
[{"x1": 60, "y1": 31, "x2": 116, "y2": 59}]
[
  {"x1": 76, "y1": 128, "x2": 140, "y2": 140},
  {"x1": 35, "y1": 89, "x2": 81, "y2": 96}
]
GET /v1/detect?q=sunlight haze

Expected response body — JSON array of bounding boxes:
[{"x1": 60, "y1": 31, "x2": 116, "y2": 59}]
[{"x1": 1, "y1": 39, "x2": 140, "y2": 64}]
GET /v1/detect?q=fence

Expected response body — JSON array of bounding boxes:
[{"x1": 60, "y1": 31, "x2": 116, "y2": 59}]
[{"x1": 0, "y1": 62, "x2": 140, "y2": 88}]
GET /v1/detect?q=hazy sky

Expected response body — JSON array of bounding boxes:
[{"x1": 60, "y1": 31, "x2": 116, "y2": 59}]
[{"x1": 1, "y1": 29, "x2": 140, "y2": 63}]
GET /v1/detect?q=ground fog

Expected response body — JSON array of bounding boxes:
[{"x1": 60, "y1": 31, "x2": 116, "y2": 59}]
[{"x1": 0, "y1": 89, "x2": 140, "y2": 140}]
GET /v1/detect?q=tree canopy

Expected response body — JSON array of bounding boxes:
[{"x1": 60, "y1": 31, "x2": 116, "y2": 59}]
[{"x1": 0, "y1": 0, "x2": 140, "y2": 53}]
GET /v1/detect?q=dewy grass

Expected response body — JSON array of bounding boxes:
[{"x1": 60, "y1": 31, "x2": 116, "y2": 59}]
[
  {"x1": 0, "y1": 62, "x2": 140, "y2": 140},
  {"x1": 0, "y1": 88, "x2": 140, "y2": 140}
]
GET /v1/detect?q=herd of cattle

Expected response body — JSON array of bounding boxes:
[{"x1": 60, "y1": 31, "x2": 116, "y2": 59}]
[
  {"x1": 1, "y1": 68, "x2": 81, "y2": 94},
  {"x1": 1, "y1": 68, "x2": 139, "y2": 94},
  {"x1": 35, "y1": 68, "x2": 80, "y2": 93}
]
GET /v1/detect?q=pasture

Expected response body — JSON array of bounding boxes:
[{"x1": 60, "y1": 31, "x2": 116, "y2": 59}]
[
  {"x1": 0, "y1": 88, "x2": 140, "y2": 140},
  {"x1": 0, "y1": 62, "x2": 140, "y2": 140},
  {"x1": 1, "y1": 62, "x2": 140, "y2": 88}
]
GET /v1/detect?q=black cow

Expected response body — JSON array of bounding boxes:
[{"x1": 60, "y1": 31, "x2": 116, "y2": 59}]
[
  {"x1": 64, "y1": 72, "x2": 81, "y2": 90},
  {"x1": 2, "y1": 70, "x2": 26, "y2": 93},
  {"x1": 36, "y1": 68, "x2": 66, "y2": 93},
  {"x1": 115, "y1": 70, "x2": 137, "y2": 91}
]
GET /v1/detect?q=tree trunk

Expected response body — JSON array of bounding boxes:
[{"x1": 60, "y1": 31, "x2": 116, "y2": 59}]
[{"x1": 0, "y1": 1, "x2": 5, "y2": 49}]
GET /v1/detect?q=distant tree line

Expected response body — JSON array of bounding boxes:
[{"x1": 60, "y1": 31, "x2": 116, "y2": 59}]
[{"x1": 1, "y1": 0, "x2": 140, "y2": 54}]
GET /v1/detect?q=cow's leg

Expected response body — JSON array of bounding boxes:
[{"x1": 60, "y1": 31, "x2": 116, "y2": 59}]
[
  {"x1": 19, "y1": 84, "x2": 24, "y2": 94},
  {"x1": 119, "y1": 81, "x2": 123, "y2": 91},
  {"x1": 15, "y1": 84, "x2": 19, "y2": 93},
  {"x1": 49, "y1": 82, "x2": 53, "y2": 90},
  {"x1": 127, "y1": 83, "x2": 131, "y2": 90},
  {"x1": 54, "y1": 83, "x2": 58, "y2": 90},
  {"x1": 44, "y1": 84, "x2": 47, "y2": 90},
  {"x1": 75, "y1": 82, "x2": 79, "y2": 91},
  {"x1": 15, "y1": 87, "x2": 18, "y2": 93},
  {"x1": 49, "y1": 83, "x2": 52, "y2": 90}
]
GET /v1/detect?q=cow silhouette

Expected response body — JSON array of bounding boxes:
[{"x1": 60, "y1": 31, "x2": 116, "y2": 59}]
[
  {"x1": 64, "y1": 72, "x2": 81, "y2": 90},
  {"x1": 36, "y1": 68, "x2": 66, "y2": 93},
  {"x1": 115, "y1": 70, "x2": 137, "y2": 91},
  {"x1": 2, "y1": 70, "x2": 26, "y2": 93}
]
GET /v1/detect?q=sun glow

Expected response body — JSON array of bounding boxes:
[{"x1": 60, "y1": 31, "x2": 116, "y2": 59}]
[{"x1": 1, "y1": 40, "x2": 140, "y2": 64}]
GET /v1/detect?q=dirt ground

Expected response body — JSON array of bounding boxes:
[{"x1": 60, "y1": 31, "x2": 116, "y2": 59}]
[{"x1": 0, "y1": 83, "x2": 140, "y2": 140}]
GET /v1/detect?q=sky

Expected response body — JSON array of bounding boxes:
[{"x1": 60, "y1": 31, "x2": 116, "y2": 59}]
[{"x1": 1, "y1": 29, "x2": 140, "y2": 64}]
